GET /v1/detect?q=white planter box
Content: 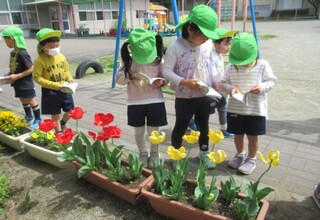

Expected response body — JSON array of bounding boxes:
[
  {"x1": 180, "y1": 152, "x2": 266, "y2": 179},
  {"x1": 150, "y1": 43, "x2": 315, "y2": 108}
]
[{"x1": 0, "y1": 129, "x2": 32, "y2": 151}]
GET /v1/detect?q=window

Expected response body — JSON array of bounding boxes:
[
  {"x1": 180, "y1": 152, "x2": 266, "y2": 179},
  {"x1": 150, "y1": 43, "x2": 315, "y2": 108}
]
[
  {"x1": 136, "y1": 10, "x2": 146, "y2": 19},
  {"x1": 0, "y1": 13, "x2": 10, "y2": 25},
  {"x1": 78, "y1": 2, "x2": 120, "y2": 21},
  {"x1": 12, "y1": 12, "x2": 22, "y2": 24}
]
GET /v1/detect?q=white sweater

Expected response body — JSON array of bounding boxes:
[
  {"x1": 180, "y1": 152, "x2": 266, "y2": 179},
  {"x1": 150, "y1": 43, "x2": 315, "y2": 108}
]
[
  {"x1": 221, "y1": 59, "x2": 277, "y2": 117},
  {"x1": 116, "y1": 60, "x2": 165, "y2": 106}
]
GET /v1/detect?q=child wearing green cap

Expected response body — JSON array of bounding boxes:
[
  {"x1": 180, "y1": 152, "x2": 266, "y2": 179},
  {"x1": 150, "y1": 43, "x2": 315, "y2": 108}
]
[
  {"x1": 1, "y1": 26, "x2": 41, "y2": 129},
  {"x1": 33, "y1": 28, "x2": 74, "y2": 133},
  {"x1": 163, "y1": 4, "x2": 220, "y2": 169},
  {"x1": 212, "y1": 28, "x2": 237, "y2": 138},
  {"x1": 116, "y1": 27, "x2": 167, "y2": 167},
  {"x1": 221, "y1": 32, "x2": 277, "y2": 174}
]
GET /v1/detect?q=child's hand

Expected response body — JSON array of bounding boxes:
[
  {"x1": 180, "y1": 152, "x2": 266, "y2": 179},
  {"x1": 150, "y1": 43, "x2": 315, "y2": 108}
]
[
  {"x1": 180, "y1": 79, "x2": 200, "y2": 90},
  {"x1": 230, "y1": 87, "x2": 240, "y2": 95},
  {"x1": 213, "y1": 82, "x2": 221, "y2": 91},
  {"x1": 152, "y1": 79, "x2": 166, "y2": 88},
  {"x1": 250, "y1": 85, "x2": 261, "y2": 94}
]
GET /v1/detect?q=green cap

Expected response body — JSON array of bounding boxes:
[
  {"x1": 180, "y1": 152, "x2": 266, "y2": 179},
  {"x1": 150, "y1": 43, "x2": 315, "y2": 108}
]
[
  {"x1": 0, "y1": 27, "x2": 27, "y2": 49},
  {"x1": 36, "y1": 28, "x2": 61, "y2": 54},
  {"x1": 126, "y1": 27, "x2": 157, "y2": 65},
  {"x1": 212, "y1": 28, "x2": 237, "y2": 41},
  {"x1": 229, "y1": 32, "x2": 258, "y2": 66},
  {"x1": 36, "y1": 28, "x2": 61, "y2": 43},
  {"x1": 176, "y1": 5, "x2": 219, "y2": 39}
]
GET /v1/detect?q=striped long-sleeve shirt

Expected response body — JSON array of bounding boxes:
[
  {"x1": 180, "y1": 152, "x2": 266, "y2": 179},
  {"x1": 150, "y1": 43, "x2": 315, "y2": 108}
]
[{"x1": 221, "y1": 59, "x2": 277, "y2": 117}]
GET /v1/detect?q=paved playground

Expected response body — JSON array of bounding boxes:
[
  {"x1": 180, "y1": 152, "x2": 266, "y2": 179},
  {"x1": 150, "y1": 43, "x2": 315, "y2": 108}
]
[{"x1": 0, "y1": 20, "x2": 319, "y2": 219}]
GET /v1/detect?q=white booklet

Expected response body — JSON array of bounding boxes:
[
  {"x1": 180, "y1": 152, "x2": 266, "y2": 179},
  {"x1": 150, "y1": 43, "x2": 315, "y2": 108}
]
[
  {"x1": 61, "y1": 82, "x2": 78, "y2": 94},
  {"x1": 0, "y1": 76, "x2": 10, "y2": 85},
  {"x1": 232, "y1": 92, "x2": 250, "y2": 105},
  {"x1": 195, "y1": 81, "x2": 222, "y2": 100},
  {"x1": 132, "y1": 72, "x2": 167, "y2": 86}
]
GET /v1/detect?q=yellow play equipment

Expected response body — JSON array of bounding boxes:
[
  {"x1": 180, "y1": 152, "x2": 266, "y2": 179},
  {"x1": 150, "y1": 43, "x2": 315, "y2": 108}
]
[{"x1": 144, "y1": 4, "x2": 168, "y2": 31}]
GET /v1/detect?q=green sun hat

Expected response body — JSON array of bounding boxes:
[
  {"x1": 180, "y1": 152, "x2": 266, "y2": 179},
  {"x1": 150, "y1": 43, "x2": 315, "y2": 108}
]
[
  {"x1": 229, "y1": 32, "x2": 258, "y2": 66},
  {"x1": 36, "y1": 28, "x2": 61, "y2": 54},
  {"x1": 212, "y1": 28, "x2": 237, "y2": 41},
  {"x1": 125, "y1": 27, "x2": 157, "y2": 65},
  {"x1": 0, "y1": 27, "x2": 27, "y2": 49},
  {"x1": 176, "y1": 4, "x2": 219, "y2": 39}
]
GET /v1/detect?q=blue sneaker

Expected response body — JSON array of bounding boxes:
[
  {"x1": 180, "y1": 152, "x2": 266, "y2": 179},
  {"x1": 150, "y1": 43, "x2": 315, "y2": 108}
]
[
  {"x1": 25, "y1": 115, "x2": 34, "y2": 123},
  {"x1": 188, "y1": 120, "x2": 197, "y2": 131},
  {"x1": 29, "y1": 119, "x2": 42, "y2": 129},
  {"x1": 221, "y1": 130, "x2": 235, "y2": 138}
]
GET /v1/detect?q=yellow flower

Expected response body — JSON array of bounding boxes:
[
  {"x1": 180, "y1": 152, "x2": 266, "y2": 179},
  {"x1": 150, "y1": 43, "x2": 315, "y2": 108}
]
[
  {"x1": 208, "y1": 193, "x2": 215, "y2": 200},
  {"x1": 148, "y1": 131, "x2": 166, "y2": 144},
  {"x1": 167, "y1": 146, "x2": 186, "y2": 160},
  {"x1": 208, "y1": 129, "x2": 224, "y2": 145},
  {"x1": 182, "y1": 130, "x2": 200, "y2": 144},
  {"x1": 208, "y1": 150, "x2": 227, "y2": 164},
  {"x1": 31, "y1": 133, "x2": 39, "y2": 139},
  {"x1": 257, "y1": 149, "x2": 280, "y2": 167}
]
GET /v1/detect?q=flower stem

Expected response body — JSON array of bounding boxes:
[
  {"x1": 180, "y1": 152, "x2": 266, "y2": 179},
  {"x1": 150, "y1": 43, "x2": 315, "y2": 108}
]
[{"x1": 257, "y1": 163, "x2": 272, "y2": 182}]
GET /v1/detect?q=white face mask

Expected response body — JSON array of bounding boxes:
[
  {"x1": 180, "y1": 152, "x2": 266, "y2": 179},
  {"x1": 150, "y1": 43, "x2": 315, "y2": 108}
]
[{"x1": 46, "y1": 46, "x2": 60, "y2": 56}]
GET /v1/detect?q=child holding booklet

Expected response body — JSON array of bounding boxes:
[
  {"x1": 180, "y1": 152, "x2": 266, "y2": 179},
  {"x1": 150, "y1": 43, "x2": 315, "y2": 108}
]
[
  {"x1": 116, "y1": 27, "x2": 167, "y2": 167},
  {"x1": 162, "y1": 5, "x2": 220, "y2": 169},
  {"x1": 1, "y1": 27, "x2": 41, "y2": 129},
  {"x1": 33, "y1": 28, "x2": 75, "y2": 133},
  {"x1": 221, "y1": 33, "x2": 277, "y2": 174}
]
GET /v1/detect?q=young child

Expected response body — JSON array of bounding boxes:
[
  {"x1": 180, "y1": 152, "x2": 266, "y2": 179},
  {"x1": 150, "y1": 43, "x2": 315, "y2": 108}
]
[
  {"x1": 212, "y1": 28, "x2": 237, "y2": 138},
  {"x1": 162, "y1": 5, "x2": 220, "y2": 169},
  {"x1": 116, "y1": 27, "x2": 167, "y2": 167},
  {"x1": 221, "y1": 32, "x2": 277, "y2": 174},
  {"x1": 33, "y1": 28, "x2": 74, "y2": 133},
  {"x1": 1, "y1": 27, "x2": 41, "y2": 129}
]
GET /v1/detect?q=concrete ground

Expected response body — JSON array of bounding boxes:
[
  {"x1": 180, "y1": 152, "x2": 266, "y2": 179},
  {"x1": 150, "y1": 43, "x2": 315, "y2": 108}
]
[{"x1": 0, "y1": 20, "x2": 319, "y2": 219}]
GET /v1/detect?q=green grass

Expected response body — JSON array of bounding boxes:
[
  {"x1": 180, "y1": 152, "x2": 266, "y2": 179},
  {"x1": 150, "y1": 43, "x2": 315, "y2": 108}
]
[{"x1": 0, "y1": 146, "x2": 11, "y2": 215}]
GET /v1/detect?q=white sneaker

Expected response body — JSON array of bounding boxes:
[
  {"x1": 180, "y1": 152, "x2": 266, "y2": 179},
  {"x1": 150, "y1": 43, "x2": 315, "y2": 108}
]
[
  {"x1": 149, "y1": 152, "x2": 160, "y2": 168},
  {"x1": 228, "y1": 153, "x2": 246, "y2": 169},
  {"x1": 139, "y1": 153, "x2": 149, "y2": 168},
  {"x1": 238, "y1": 158, "x2": 256, "y2": 175}
]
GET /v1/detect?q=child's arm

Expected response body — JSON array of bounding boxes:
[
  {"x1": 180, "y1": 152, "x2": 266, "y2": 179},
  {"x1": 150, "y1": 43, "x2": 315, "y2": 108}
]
[
  {"x1": 116, "y1": 61, "x2": 130, "y2": 85},
  {"x1": 258, "y1": 60, "x2": 277, "y2": 93},
  {"x1": 8, "y1": 65, "x2": 33, "y2": 81},
  {"x1": 63, "y1": 59, "x2": 73, "y2": 83},
  {"x1": 33, "y1": 58, "x2": 62, "y2": 90}
]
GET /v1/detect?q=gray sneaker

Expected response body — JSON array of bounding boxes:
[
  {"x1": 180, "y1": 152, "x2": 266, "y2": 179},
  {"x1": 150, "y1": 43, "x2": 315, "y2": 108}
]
[
  {"x1": 238, "y1": 158, "x2": 256, "y2": 175},
  {"x1": 199, "y1": 152, "x2": 216, "y2": 169},
  {"x1": 149, "y1": 152, "x2": 160, "y2": 168},
  {"x1": 228, "y1": 153, "x2": 246, "y2": 169},
  {"x1": 139, "y1": 153, "x2": 149, "y2": 168}
]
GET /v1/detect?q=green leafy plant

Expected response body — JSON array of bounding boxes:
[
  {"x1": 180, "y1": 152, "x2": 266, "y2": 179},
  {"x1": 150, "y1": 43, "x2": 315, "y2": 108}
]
[
  {"x1": 220, "y1": 172, "x2": 241, "y2": 204},
  {"x1": 21, "y1": 191, "x2": 31, "y2": 210},
  {"x1": 58, "y1": 110, "x2": 145, "y2": 184},
  {"x1": 235, "y1": 150, "x2": 279, "y2": 219},
  {"x1": 0, "y1": 111, "x2": 28, "y2": 136},
  {"x1": 0, "y1": 173, "x2": 10, "y2": 215}
]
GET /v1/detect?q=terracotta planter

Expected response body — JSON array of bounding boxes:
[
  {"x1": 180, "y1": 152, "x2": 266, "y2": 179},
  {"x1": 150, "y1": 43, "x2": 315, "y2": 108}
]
[
  {"x1": 20, "y1": 136, "x2": 71, "y2": 168},
  {"x1": 71, "y1": 160, "x2": 152, "y2": 205},
  {"x1": 141, "y1": 177, "x2": 270, "y2": 220},
  {"x1": 0, "y1": 129, "x2": 32, "y2": 151}
]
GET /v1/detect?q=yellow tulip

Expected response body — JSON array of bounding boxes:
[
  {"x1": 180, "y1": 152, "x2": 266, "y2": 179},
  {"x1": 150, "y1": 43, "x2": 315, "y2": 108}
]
[
  {"x1": 257, "y1": 150, "x2": 280, "y2": 167},
  {"x1": 208, "y1": 150, "x2": 227, "y2": 164},
  {"x1": 167, "y1": 146, "x2": 186, "y2": 160},
  {"x1": 208, "y1": 129, "x2": 224, "y2": 145},
  {"x1": 182, "y1": 130, "x2": 200, "y2": 144},
  {"x1": 148, "y1": 131, "x2": 166, "y2": 144}
]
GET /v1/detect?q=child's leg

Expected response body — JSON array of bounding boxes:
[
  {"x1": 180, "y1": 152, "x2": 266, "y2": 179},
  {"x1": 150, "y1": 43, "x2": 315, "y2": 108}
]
[
  {"x1": 20, "y1": 98, "x2": 33, "y2": 120},
  {"x1": 147, "y1": 126, "x2": 159, "y2": 166},
  {"x1": 134, "y1": 126, "x2": 148, "y2": 167},
  {"x1": 171, "y1": 118, "x2": 189, "y2": 149},
  {"x1": 228, "y1": 134, "x2": 246, "y2": 169},
  {"x1": 237, "y1": 135, "x2": 258, "y2": 175},
  {"x1": 60, "y1": 111, "x2": 71, "y2": 130},
  {"x1": 52, "y1": 114, "x2": 62, "y2": 132},
  {"x1": 29, "y1": 98, "x2": 41, "y2": 120}
]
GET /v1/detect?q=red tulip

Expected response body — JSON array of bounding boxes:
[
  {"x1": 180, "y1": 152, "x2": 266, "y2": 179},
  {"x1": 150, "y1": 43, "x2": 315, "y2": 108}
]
[
  {"x1": 39, "y1": 119, "x2": 57, "y2": 132},
  {"x1": 88, "y1": 131, "x2": 109, "y2": 142},
  {"x1": 93, "y1": 113, "x2": 114, "y2": 126},
  {"x1": 69, "y1": 107, "x2": 85, "y2": 120},
  {"x1": 55, "y1": 128, "x2": 77, "y2": 145},
  {"x1": 103, "y1": 126, "x2": 122, "y2": 139}
]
